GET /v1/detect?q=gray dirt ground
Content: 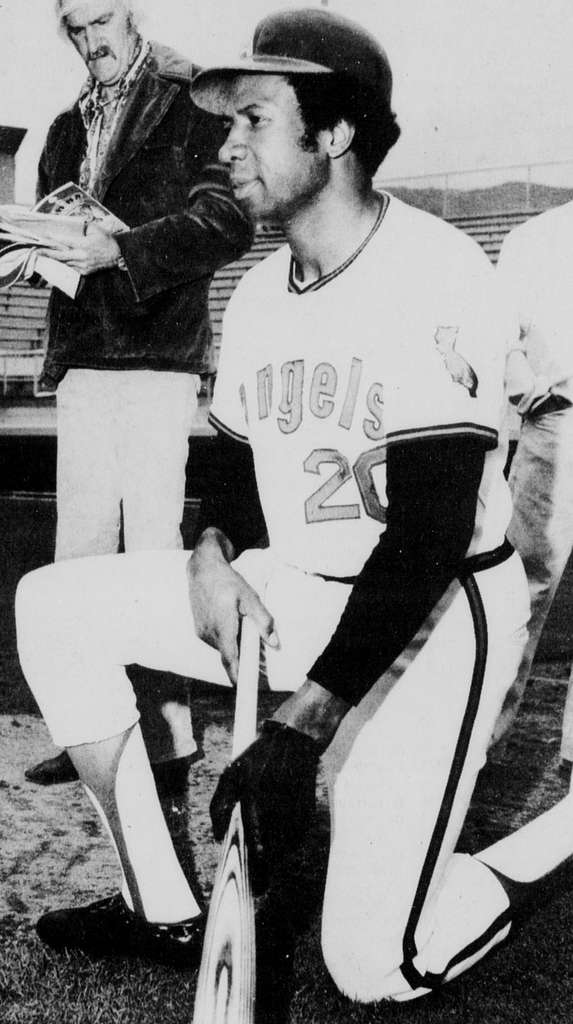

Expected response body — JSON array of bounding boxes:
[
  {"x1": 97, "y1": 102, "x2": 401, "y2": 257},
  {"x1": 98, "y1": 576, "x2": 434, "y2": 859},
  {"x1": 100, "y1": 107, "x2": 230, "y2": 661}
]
[{"x1": 1, "y1": 671, "x2": 569, "y2": 934}]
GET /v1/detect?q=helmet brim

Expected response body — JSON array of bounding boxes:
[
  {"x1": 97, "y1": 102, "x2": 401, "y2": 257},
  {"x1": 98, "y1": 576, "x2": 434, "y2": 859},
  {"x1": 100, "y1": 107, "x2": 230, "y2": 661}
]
[{"x1": 191, "y1": 56, "x2": 331, "y2": 115}]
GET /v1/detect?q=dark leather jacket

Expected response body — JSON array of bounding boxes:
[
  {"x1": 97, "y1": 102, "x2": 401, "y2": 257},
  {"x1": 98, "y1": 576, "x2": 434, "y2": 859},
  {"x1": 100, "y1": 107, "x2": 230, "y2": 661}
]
[{"x1": 38, "y1": 42, "x2": 252, "y2": 389}]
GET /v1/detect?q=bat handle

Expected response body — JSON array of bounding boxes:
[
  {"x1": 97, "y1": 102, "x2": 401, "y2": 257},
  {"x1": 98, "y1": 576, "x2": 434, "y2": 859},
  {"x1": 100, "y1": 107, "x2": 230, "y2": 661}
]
[{"x1": 232, "y1": 618, "x2": 261, "y2": 759}]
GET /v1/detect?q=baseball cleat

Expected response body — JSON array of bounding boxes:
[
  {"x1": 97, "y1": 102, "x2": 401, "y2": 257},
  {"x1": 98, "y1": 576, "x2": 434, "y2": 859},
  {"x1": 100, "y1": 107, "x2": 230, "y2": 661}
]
[{"x1": 36, "y1": 893, "x2": 205, "y2": 967}]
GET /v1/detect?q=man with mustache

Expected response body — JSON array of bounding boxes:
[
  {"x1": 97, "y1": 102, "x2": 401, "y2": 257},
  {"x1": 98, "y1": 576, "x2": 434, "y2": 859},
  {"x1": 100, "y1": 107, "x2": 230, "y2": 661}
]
[{"x1": 24, "y1": 0, "x2": 252, "y2": 790}]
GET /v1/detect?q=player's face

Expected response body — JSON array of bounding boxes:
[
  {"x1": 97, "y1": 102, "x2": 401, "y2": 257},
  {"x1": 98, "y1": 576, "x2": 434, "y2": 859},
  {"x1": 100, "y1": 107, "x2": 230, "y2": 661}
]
[
  {"x1": 64, "y1": 0, "x2": 136, "y2": 86},
  {"x1": 219, "y1": 75, "x2": 330, "y2": 223}
]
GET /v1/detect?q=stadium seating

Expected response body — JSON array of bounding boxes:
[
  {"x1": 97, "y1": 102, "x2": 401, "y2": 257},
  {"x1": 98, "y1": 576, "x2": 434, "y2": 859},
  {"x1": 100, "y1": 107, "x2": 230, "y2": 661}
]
[
  {"x1": 0, "y1": 283, "x2": 49, "y2": 395},
  {"x1": 0, "y1": 208, "x2": 538, "y2": 400}
]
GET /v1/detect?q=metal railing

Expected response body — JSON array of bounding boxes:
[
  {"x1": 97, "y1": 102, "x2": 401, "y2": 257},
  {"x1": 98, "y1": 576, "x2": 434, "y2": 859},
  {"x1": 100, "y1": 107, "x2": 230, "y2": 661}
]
[{"x1": 377, "y1": 159, "x2": 573, "y2": 217}]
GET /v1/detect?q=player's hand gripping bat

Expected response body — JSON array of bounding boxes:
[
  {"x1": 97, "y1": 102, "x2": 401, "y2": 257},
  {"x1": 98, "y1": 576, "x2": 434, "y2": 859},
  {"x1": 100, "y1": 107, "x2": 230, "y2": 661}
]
[{"x1": 192, "y1": 617, "x2": 260, "y2": 1024}]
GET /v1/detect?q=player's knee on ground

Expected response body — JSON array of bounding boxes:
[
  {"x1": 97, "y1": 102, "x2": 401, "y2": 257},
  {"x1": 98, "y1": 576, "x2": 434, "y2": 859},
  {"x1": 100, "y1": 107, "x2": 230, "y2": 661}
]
[
  {"x1": 320, "y1": 853, "x2": 512, "y2": 1003},
  {"x1": 321, "y1": 900, "x2": 412, "y2": 1003},
  {"x1": 321, "y1": 912, "x2": 511, "y2": 1005},
  {"x1": 321, "y1": 926, "x2": 419, "y2": 1002}
]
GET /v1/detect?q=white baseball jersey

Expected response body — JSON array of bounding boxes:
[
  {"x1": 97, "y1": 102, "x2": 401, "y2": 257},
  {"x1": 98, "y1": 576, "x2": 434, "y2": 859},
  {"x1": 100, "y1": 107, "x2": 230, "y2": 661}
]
[
  {"x1": 498, "y1": 199, "x2": 573, "y2": 402},
  {"x1": 18, "y1": 196, "x2": 557, "y2": 1011},
  {"x1": 210, "y1": 194, "x2": 512, "y2": 579}
]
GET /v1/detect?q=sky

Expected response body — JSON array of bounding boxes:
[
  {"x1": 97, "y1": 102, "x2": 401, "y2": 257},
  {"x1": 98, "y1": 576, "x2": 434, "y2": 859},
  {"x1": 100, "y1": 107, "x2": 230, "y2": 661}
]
[{"x1": 1, "y1": 0, "x2": 573, "y2": 203}]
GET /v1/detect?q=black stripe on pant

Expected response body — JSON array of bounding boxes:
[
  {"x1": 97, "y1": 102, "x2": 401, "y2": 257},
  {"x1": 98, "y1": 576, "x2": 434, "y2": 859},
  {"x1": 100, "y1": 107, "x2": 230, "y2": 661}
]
[{"x1": 399, "y1": 571, "x2": 505, "y2": 992}]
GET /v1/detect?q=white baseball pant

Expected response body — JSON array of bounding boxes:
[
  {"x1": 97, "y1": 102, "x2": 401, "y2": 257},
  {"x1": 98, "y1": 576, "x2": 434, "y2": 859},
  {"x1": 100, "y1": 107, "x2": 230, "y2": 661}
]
[
  {"x1": 18, "y1": 542, "x2": 561, "y2": 1002},
  {"x1": 55, "y1": 367, "x2": 200, "y2": 762},
  {"x1": 493, "y1": 405, "x2": 573, "y2": 760},
  {"x1": 56, "y1": 368, "x2": 200, "y2": 557}
]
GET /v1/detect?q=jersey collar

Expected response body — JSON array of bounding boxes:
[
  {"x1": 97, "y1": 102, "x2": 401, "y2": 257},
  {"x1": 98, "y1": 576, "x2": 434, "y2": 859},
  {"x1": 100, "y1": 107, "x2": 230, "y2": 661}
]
[{"x1": 288, "y1": 191, "x2": 390, "y2": 295}]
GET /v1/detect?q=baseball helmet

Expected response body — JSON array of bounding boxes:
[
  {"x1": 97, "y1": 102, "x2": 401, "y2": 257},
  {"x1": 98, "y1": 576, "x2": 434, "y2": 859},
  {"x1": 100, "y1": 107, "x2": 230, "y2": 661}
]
[{"x1": 191, "y1": 7, "x2": 393, "y2": 115}]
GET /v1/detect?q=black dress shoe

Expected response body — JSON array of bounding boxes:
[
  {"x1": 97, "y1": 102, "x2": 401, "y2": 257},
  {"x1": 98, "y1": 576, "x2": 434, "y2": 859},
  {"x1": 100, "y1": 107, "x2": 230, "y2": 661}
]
[
  {"x1": 36, "y1": 893, "x2": 205, "y2": 968},
  {"x1": 25, "y1": 750, "x2": 196, "y2": 791},
  {"x1": 152, "y1": 751, "x2": 197, "y2": 798},
  {"x1": 25, "y1": 750, "x2": 78, "y2": 785}
]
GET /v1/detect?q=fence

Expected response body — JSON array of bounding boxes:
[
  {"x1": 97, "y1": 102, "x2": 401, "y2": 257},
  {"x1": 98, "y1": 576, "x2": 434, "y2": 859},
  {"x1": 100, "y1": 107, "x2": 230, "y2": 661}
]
[{"x1": 377, "y1": 159, "x2": 573, "y2": 218}]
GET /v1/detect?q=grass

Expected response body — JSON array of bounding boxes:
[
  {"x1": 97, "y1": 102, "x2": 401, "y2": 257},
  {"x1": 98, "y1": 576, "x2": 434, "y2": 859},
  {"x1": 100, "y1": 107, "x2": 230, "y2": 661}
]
[
  {"x1": 0, "y1": 930, "x2": 198, "y2": 1024},
  {"x1": 3, "y1": 837, "x2": 573, "y2": 1024}
]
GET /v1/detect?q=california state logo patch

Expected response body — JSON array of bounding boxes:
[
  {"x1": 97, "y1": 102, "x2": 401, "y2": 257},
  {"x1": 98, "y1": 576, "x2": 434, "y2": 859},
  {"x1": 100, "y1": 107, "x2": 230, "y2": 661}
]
[{"x1": 435, "y1": 326, "x2": 478, "y2": 398}]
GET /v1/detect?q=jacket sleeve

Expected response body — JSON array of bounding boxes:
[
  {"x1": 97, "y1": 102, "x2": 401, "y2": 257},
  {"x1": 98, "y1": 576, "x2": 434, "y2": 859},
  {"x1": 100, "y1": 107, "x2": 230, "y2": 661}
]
[
  {"x1": 115, "y1": 106, "x2": 253, "y2": 302},
  {"x1": 36, "y1": 143, "x2": 50, "y2": 203},
  {"x1": 28, "y1": 137, "x2": 55, "y2": 288},
  {"x1": 308, "y1": 435, "x2": 487, "y2": 704},
  {"x1": 35, "y1": 108, "x2": 79, "y2": 203}
]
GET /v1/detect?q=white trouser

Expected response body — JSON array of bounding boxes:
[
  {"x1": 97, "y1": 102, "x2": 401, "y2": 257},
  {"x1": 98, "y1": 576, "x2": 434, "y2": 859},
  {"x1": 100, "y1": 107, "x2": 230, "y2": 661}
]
[
  {"x1": 17, "y1": 544, "x2": 534, "y2": 1001},
  {"x1": 56, "y1": 369, "x2": 199, "y2": 557},
  {"x1": 55, "y1": 368, "x2": 200, "y2": 762},
  {"x1": 493, "y1": 406, "x2": 573, "y2": 758}
]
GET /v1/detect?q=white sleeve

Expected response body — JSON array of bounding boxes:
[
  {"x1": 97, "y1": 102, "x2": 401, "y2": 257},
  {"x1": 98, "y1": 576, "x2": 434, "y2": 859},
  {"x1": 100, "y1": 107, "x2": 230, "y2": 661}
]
[
  {"x1": 497, "y1": 228, "x2": 549, "y2": 412},
  {"x1": 496, "y1": 229, "x2": 532, "y2": 352},
  {"x1": 383, "y1": 253, "x2": 506, "y2": 449}
]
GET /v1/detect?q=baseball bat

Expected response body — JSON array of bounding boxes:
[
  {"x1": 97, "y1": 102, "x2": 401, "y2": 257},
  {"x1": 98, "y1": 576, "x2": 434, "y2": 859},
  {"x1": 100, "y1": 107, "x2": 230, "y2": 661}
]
[{"x1": 192, "y1": 617, "x2": 260, "y2": 1024}]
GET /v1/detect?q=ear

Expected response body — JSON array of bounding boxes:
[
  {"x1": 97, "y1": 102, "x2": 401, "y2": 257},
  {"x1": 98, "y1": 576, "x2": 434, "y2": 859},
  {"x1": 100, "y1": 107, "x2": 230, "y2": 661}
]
[{"x1": 324, "y1": 118, "x2": 356, "y2": 160}]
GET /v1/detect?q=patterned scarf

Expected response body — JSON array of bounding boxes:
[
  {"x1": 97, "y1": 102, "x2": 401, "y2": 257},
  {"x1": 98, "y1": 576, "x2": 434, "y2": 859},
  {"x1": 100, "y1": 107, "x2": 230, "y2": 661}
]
[{"x1": 78, "y1": 36, "x2": 151, "y2": 193}]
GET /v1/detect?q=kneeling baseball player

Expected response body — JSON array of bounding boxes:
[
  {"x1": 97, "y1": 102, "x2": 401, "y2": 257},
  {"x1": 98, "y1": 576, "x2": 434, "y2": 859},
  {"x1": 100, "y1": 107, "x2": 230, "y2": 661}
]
[{"x1": 16, "y1": 7, "x2": 573, "y2": 1003}]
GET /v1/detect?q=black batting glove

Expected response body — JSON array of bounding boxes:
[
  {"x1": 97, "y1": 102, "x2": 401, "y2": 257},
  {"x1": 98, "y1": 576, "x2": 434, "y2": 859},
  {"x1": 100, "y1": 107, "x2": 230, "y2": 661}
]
[{"x1": 210, "y1": 720, "x2": 321, "y2": 895}]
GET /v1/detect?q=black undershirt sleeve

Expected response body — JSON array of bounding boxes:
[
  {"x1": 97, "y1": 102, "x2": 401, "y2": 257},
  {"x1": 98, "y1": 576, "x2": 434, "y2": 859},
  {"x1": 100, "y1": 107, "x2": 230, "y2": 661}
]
[
  {"x1": 308, "y1": 435, "x2": 487, "y2": 705},
  {"x1": 193, "y1": 430, "x2": 268, "y2": 555}
]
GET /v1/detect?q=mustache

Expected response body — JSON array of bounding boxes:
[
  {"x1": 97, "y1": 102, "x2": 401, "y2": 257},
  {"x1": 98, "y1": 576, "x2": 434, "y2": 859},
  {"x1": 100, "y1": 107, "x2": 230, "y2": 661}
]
[{"x1": 88, "y1": 46, "x2": 114, "y2": 61}]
